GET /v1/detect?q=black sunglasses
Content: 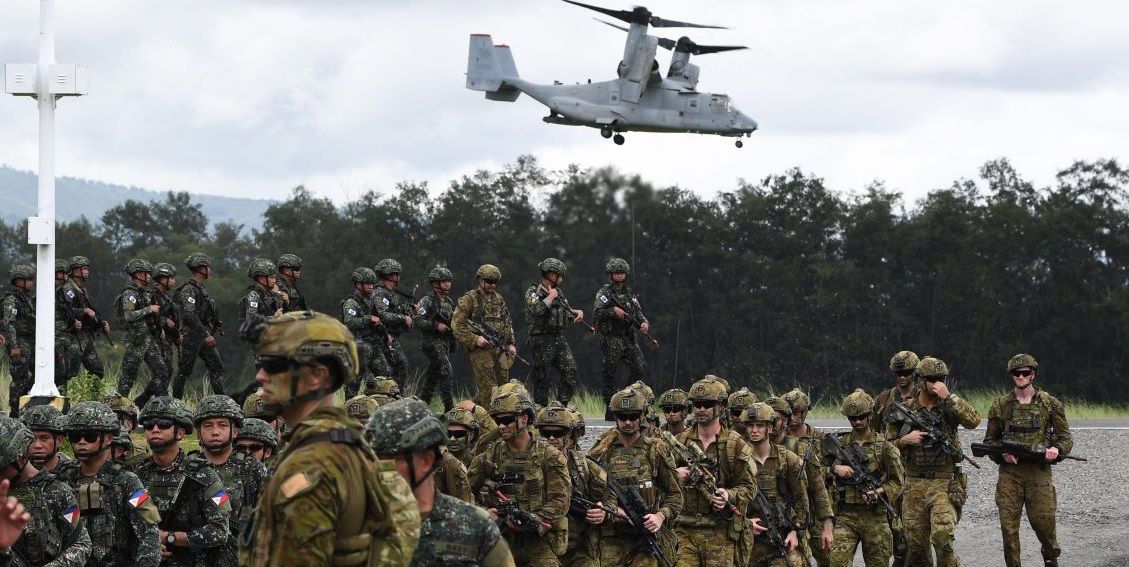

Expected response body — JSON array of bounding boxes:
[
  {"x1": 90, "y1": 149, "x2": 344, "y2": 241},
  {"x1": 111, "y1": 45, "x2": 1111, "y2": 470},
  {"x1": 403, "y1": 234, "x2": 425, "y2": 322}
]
[
  {"x1": 236, "y1": 442, "x2": 265, "y2": 453},
  {"x1": 260, "y1": 356, "x2": 295, "y2": 375},
  {"x1": 141, "y1": 418, "x2": 175, "y2": 431},
  {"x1": 614, "y1": 412, "x2": 642, "y2": 422},
  {"x1": 924, "y1": 376, "x2": 945, "y2": 383},
  {"x1": 730, "y1": 408, "x2": 745, "y2": 416},
  {"x1": 540, "y1": 428, "x2": 570, "y2": 439},
  {"x1": 493, "y1": 415, "x2": 518, "y2": 426},
  {"x1": 447, "y1": 430, "x2": 469, "y2": 439},
  {"x1": 67, "y1": 431, "x2": 103, "y2": 444},
  {"x1": 895, "y1": 370, "x2": 914, "y2": 377},
  {"x1": 848, "y1": 413, "x2": 871, "y2": 422},
  {"x1": 661, "y1": 405, "x2": 686, "y2": 413},
  {"x1": 1011, "y1": 370, "x2": 1033, "y2": 378},
  {"x1": 693, "y1": 400, "x2": 717, "y2": 409},
  {"x1": 483, "y1": 278, "x2": 499, "y2": 285}
]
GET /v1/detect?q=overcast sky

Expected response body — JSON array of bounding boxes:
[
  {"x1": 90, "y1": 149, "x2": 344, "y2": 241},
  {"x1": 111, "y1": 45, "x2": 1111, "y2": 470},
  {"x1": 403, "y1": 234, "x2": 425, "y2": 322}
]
[{"x1": 3, "y1": 1, "x2": 1128, "y2": 206}]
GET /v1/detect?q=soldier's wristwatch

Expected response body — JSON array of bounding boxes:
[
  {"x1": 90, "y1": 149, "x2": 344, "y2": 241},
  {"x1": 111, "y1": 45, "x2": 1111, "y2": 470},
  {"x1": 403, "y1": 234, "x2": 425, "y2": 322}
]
[{"x1": 166, "y1": 532, "x2": 177, "y2": 545}]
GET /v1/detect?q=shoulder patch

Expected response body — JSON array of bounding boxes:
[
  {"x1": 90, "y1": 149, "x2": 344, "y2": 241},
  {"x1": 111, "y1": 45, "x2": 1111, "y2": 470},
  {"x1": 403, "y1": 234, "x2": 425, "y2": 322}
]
[
  {"x1": 249, "y1": 301, "x2": 258, "y2": 308},
  {"x1": 129, "y1": 488, "x2": 150, "y2": 508},
  {"x1": 62, "y1": 504, "x2": 81, "y2": 525},
  {"x1": 382, "y1": 297, "x2": 390, "y2": 305},
  {"x1": 280, "y1": 472, "x2": 312, "y2": 498},
  {"x1": 347, "y1": 308, "x2": 357, "y2": 316},
  {"x1": 65, "y1": 290, "x2": 75, "y2": 298},
  {"x1": 187, "y1": 296, "x2": 196, "y2": 304},
  {"x1": 211, "y1": 488, "x2": 230, "y2": 506}
]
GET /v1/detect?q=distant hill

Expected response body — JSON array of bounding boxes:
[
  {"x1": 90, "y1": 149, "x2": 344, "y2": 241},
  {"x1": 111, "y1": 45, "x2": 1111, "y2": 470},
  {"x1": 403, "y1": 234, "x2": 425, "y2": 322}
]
[{"x1": 0, "y1": 165, "x2": 274, "y2": 231}]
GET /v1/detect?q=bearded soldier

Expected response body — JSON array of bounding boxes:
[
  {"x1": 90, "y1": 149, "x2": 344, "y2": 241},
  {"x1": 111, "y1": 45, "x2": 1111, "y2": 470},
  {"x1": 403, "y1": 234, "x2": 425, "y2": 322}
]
[
  {"x1": 593, "y1": 257, "x2": 650, "y2": 414},
  {"x1": 371, "y1": 258, "x2": 414, "y2": 383},
  {"x1": 275, "y1": 254, "x2": 308, "y2": 312},
  {"x1": 340, "y1": 267, "x2": 392, "y2": 397},
  {"x1": 115, "y1": 259, "x2": 171, "y2": 405},
  {"x1": 416, "y1": 267, "x2": 458, "y2": 411},
  {"x1": 453, "y1": 264, "x2": 519, "y2": 407},
  {"x1": 173, "y1": 253, "x2": 226, "y2": 397},
  {"x1": 524, "y1": 257, "x2": 584, "y2": 406},
  {"x1": 2, "y1": 265, "x2": 35, "y2": 417}
]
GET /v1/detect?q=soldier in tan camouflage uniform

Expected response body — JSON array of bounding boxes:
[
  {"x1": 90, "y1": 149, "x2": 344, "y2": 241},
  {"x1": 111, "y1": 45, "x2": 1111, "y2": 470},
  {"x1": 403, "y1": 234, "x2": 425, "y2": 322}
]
[
  {"x1": 444, "y1": 406, "x2": 481, "y2": 469},
  {"x1": 739, "y1": 402, "x2": 808, "y2": 567},
  {"x1": 824, "y1": 390, "x2": 903, "y2": 567},
  {"x1": 453, "y1": 264, "x2": 519, "y2": 407},
  {"x1": 658, "y1": 388, "x2": 690, "y2": 436},
  {"x1": 782, "y1": 388, "x2": 835, "y2": 567},
  {"x1": 984, "y1": 354, "x2": 1073, "y2": 567},
  {"x1": 886, "y1": 356, "x2": 980, "y2": 567},
  {"x1": 871, "y1": 350, "x2": 919, "y2": 566},
  {"x1": 239, "y1": 311, "x2": 421, "y2": 566},
  {"x1": 769, "y1": 395, "x2": 834, "y2": 566},
  {"x1": 104, "y1": 394, "x2": 151, "y2": 468}
]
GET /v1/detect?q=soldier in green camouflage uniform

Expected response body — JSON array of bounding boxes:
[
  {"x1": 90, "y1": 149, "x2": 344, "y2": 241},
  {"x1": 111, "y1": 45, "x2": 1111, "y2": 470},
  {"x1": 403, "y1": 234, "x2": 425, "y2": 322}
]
[
  {"x1": 134, "y1": 397, "x2": 231, "y2": 566},
  {"x1": 0, "y1": 415, "x2": 92, "y2": 566},
  {"x1": 2, "y1": 265, "x2": 35, "y2": 417},
  {"x1": 115, "y1": 259, "x2": 172, "y2": 405},
  {"x1": 57, "y1": 401, "x2": 163, "y2": 567},
  {"x1": 239, "y1": 260, "x2": 285, "y2": 338},
  {"x1": 173, "y1": 253, "x2": 227, "y2": 397},
  {"x1": 341, "y1": 267, "x2": 391, "y2": 397},
  {"x1": 21, "y1": 405, "x2": 71, "y2": 473},
  {"x1": 239, "y1": 311, "x2": 421, "y2": 566},
  {"x1": 658, "y1": 388, "x2": 690, "y2": 436},
  {"x1": 453, "y1": 264, "x2": 519, "y2": 407},
  {"x1": 275, "y1": 254, "x2": 308, "y2": 312},
  {"x1": 670, "y1": 377, "x2": 756, "y2": 567},
  {"x1": 234, "y1": 418, "x2": 278, "y2": 465},
  {"x1": 444, "y1": 406, "x2": 481, "y2": 469},
  {"x1": 193, "y1": 395, "x2": 267, "y2": 566},
  {"x1": 886, "y1": 357, "x2": 980, "y2": 567},
  {"x1": 985, "y1": 354, "x2": 1073, "y2": 567},
  {"x1": 737, "y1": 403, "x2": 807, "y2": 566},
  {"x1": 53, "y1": 259, "x2": 72, "y2": 388},
  {"x1": 367, "y1": 398, "x2": 516, "y2": 566},
  {"x1": 148, "y1": 263, "x2": 181, "y2": 407},
  {"x1": 372, "y1": 258, "x2": 415, "y2": 383},
  {"x1": 593, "y1": 258, "x2": 650, "y2": 410},
  {"x1": 417, "y1": 267, "x2": 458, "y2": 411},
  {"x1": 57, "y1": 256, "x2": 109, "y2": 391},
  {"x1": 468, "y1": 390, "x2": 571, "y2": 566},
  {"x1": 524, "y1": 258, "x2": 584, "y2": 406},
  {"x1": 871, "y1": 350, "x2": 918, "y2": 566},
  {"x1": 824, "y1": 390, "x2": 904, "y2": 567},
  {"x1": 103, "y1": 395, "x2": 152, "y2": 469},
  {"x1": 782, "y1": 387, "x2": 835, "y2": 567},
  {"x1": 587, "y1": 387, "x2": 682, "y2": 567}
]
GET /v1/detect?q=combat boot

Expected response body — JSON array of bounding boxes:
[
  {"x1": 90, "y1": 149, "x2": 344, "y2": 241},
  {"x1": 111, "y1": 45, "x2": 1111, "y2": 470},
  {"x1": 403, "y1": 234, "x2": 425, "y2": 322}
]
[{"x1": 1043, "y1": 560, "x2": 1058, "y2": 567}]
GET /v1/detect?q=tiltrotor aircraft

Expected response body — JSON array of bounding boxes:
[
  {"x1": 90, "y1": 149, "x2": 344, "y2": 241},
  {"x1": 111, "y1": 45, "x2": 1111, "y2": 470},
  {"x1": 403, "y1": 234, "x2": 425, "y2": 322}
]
[{"x1": 466, "y1": 0, "x2": 758, "y2": 147}]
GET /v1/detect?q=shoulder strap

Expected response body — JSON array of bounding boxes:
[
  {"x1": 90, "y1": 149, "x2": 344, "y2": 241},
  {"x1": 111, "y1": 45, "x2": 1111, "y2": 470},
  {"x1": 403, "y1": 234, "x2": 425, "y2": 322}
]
[{"x1": 285, "y1": 428, "x2": 368, "y2": 457}]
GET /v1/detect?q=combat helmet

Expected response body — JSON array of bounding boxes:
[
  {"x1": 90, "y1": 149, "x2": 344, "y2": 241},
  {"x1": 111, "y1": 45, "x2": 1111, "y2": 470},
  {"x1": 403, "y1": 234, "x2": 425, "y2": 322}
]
[
  {"x1": 243, "y1": 390, "x2": 270, "y2": 420},
  {"x1": 54, "y1": 259, "x2": 67, "y2": 274},
  {"x1": 782, "y1": 388, "x2": 812, "y2": 412},
  {"x1": 184, "y1": 252, "x2": 213, "y2": 270},
  {"x1": 154, "y1": 262, "x2": 177, "y2": 278},
  {"x1": 351, "y1": 267, "x2": 378, "y2": 284},
  {"x1": 237, "y1": 418, "x2": 279, "y2": 451},
  {"x1": 1007, "y1": 353, "x2": 1038, "y2": 373},
  {"x1": 489, "y1": 390, "x2": 536, "y2": 419},
  {"x1": 374, "y1": 259, "x2": 402, "y2": 277},
  {"x1": 124, "y1": 258, "x2": 153, "y2": 275},
  {"x1": 605, "y1": 257, "x2": 630, "y2": 273},
  {"x1": 345, "y1": 395, "x2": 379, "y2": 422},
  {"x1": 277, "y1": 254, "x2": 303, "y2": 270},
  {"x1": 840, "y1": 389, "x2": 875, "y2": 417},
  {"x1": 609, "y1": 387, "x2": 648, "y2": 413},
  {"x1": 475, "y1": 264, "x2": 501, "y2": 281},
  {"x1": 63, "y1": 402, "x2": 120, "y2": 434},
  {"x1": 20, "y1": 404, "x2": 63, "y2": 433},
  {"x1": 8, "y1": 264, "x2": 34, "y2": 284},
  {"x1": 658, "y1": 388, "x2": 689, "y2": 410},
  {"x1": 915, "y1": 357, "x2": 949, "y2": 380},
  {"x1": 728, "y1": 387, "x2": 760, "y2": 413},
  {"x1": 740, "y1": 402, "x2": 776, "y2": 424},
  {"x1": 491, "y1": 379, "x2": 530, "y2": 400},
  {"x1": 443, "y1": 407, "x2": 478, "y2": 430},
  {"x1": 193, "y1": 395, "x2": 244, "y2": 428},
  {"x1": 67, "y1": 256, "x2": 91, "y2": 271},
  {"x1": 0, "y1": 416, "x2": 35, "y2": 467},
  {"x1": 534, "y1": 401, "x2": 574, "y2": 430},
  {"x1": 764, "y1": 396, "x2": 791, "y2": 417},
  {"x1": 364, "y1": 377, "x2": 402, "y2": 398},
  {"x1": 889, "y1": 351, "x2": 920, "y2": 373},
  {"x1": 538, "y1": 257, "x2": 567, "y2": 276},
  {"x1": 141, "y1": 396, "x2": 194, "y2": 433},
  {"x1": 565, "y1": 405, "x2": 586, "y2": 438},
  {"x1": 427, "y1": 267, "x2": 453, "y2": 283},
  {"x1": 702, "y1": 374, "x2": 731, "y2": 391},
  {"x1": 103, "y1": 394, "x2": 140, "y2": 425},
  {"x1": 111, "y1": 428, "x2": 134, "y2": 452},
  {"x1": 689, "y1": 376, "x2": 728, "y2": 403},
  {"x1": 628, "y1": 380, "x2": 655, "y2": 405},
  {"x1": 247, "y1": 258, "x2": 277, "y2": 279},
  {"x1": 366, "y1": 398, "x2": 446, "y2": 455}
]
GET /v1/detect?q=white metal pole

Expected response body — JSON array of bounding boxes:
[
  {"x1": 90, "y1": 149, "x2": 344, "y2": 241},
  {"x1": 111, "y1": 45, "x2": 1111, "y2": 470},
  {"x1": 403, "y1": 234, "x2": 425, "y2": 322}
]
[{"x1": 30, "y1": 0, "x2": 59, "y2": 396}]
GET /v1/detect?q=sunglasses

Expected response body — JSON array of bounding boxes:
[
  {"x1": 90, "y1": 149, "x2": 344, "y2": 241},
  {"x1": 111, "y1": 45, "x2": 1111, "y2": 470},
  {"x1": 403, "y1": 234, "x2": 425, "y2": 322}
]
[
  {"x1": 924, "y1": 377, "x2": 945, "y2": 383},
  {"x1": 614, "y1": 412, "x2": 642, "y2": 422},
  {"x1": 540, "y1": 428, "x2": 570, "y2": 439},
  {"x1": 67, "y1": 431, "x2": 103, "y2": 444},
  {"x1": 660, "y1": 405, "x2": 686, "y2": 414},
  {"x1": 895, "y1": 370, "x2": 915, "y2": 377},
  {"x1": 141, "y1": 418, "x2": 175, "y2": 431},
  {"x1": 848, "y1": 413, "x2": 871, "y2": 422},
  {"x1": 1011, "y1": 370, "x2": 1033, "y2": 378},
  {"x1": 260, "y1": 356, "x2": 295, "y2": 375},
  {"x1": 483, "y1": 279, "x2": 499, "y2": 285},
  {"x1": 236, "y1": 442, "x2": 265, "y2": 453},
  {"x1": 447, "y1": 430, "x2": 470, "y2": 439},
  {"x1": 693, "y1": 400, "x2": 717, "y2": 409},
  {"x1": 493, "y1": 415, "x2": 518, "y2": 426}
]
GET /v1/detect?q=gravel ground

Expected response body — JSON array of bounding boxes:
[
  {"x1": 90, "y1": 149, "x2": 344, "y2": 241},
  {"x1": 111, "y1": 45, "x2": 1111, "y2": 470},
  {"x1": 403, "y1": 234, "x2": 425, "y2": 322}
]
[{"x1": 578, "y1": 424, "x2": 1129, "y2": 566}]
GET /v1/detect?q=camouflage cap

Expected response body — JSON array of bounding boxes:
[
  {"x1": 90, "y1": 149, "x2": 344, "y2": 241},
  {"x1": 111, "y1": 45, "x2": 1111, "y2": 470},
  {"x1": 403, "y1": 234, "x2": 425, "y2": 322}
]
[
  {"x1": 443, "y1": 407, "x2": 479, "y2": 430},
  {"x1": 124, "y1": 258, "x2": 154, "y2": 275},
  {"x1": 111, "y1": 429, "x2": 134, "y2": 450},
  {"x1": 427, "y1": 267, "x2": 453, "y2": 283},
  {"x1": 8, "y1": 264, "x2": 34, "y2": 283},
  {"x1": 366, "y1": 398, "x2": 446, "y2": 454},
  {"x1": 688, "y1": 376, "x2": 728, "y2": 403},
  {"x1": 184, "y1": 252, "x2": 213, "y2": 270},
  {"x1": 728, "y1": 387, "x2": 759, "y2": 410},
  {"x1": 345, "y1": 395, "x2": 379, "y2": 422},
  {"x1": 740, "y1": 402, "x2": 776, "y2": 424},
  {"x1": 140, "y1": 396, "x2": 194, "y2": 432},
  {"x1": 475, "y1": 264, "x2": 501, "y2": 281},
  {"x1": 153, "y1": 262, "x2": 177, "y2": 278},
  {"x1": 248, "y1": 258, "x2": 277, "y2": 279},
  {"x1": 782, "y1": 388, "x2": 811, "y2": 412},
  {"x1": 193, "y1": 395, "x2": 244, "y2": 427},
  {"x1": 609, "y1": 387, "x2": 647, "y2": 413},
  {"x1": 351, "y1": 267, "x2": 378, "y2": 284},
  {"x1": 916, "y1": 357, "x2": 949, "y2": 379},
  {"x1": 840, "y1": 389, "x2": 875, "y2": 417},
  {"x1": 537, "y1": 257, "x2": 567, "y2": 276},
  {"x1": 55, "y1": 259, "x2": 67, "y2": 273},
  {"x1": 237, "y1": 418, "x2": 279, "y2": 450},
  {"x1": 890, "y1": 350, "x2": 920, "y2": 372},
  {"x1": 0, "y1": 416, "x2": 35, "y2": 466},
  {"x1": 63, "y1": 402, "x2": 120, "y2": 434},
  {"x1": 1007, "y1": 353, "x2": 1038, "y2": 373},
  {"x1": 277, "y1": 254, "x2": 303, "y2": 269},
  {"x1": 102, "y1": 394, "x2": 140, "y2": 423},
  {"x1": 67, "y1": 255, "x2": 91, "y2": 271},
  {"x1": 20, "y1": 404, "x2": 63, "y2": 433},
  {"x1": 534, "y1": 401, "x2": 574, "y2": 429},
  {"x1": 242, "y1": 390, "x2": 270, "y2": 420},
  {"x1": 658, "y1": 389, "x2": 689, "y2": 407},
  {"x1": 249, "y1": 311, "x2": 360, "y2": 389},
  {"x1": 628, "y1": 380, "x2": 655, "y2": 404},
  {"x1": 364, "y1": 377, "x2": 402, "y2": 398},
  {"x1": 764, "y1": 396, "x2": 791, "y2": 416},
  {"x1": 605, "y1": 257, "x2": 630, "y2": 273},
  {"x1": 374, "y1": 258, "x2": 402, "y2": 277}
]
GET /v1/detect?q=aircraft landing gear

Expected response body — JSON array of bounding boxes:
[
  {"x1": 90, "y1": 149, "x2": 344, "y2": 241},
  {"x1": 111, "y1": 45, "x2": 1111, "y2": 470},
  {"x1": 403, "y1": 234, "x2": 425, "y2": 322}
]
[
  {"x1": 600, "y1": 126, "x2": 613, "y2": 139},
  {"x1": 613, "y1": 134, "x2": 625, "y2": 145},
  {"x1": 735, "y1": 139, "x2": 743, "y2": 148}
]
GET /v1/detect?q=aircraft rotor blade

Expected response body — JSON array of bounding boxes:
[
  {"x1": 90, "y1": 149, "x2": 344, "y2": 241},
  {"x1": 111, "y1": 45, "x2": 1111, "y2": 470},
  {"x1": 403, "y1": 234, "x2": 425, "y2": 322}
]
[
  {"x1": 686, "y1": 44, "x2": 747, "y2": 55},
  {"x1": 594, "y1": 18, "x2": 630, "y2": 33},
  {"x1": 657, "y1": 37, "x2": 677, "y2": 50},
  {"x1": 649, "y1": 16, "x2": 727, "y2": 30},
  {"x1": 563, "y1": 0, "x2": 633, "y2": 24}
]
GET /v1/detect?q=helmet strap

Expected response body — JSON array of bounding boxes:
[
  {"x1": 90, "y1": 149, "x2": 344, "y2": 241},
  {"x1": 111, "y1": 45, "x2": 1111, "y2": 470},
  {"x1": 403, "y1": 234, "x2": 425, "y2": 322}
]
[
  {"x1": 405, "y1": 448, "x2": 440, "y2": 490},
  {"x1": 261, "y1": 365, "x2": 338, "y2": 418}
]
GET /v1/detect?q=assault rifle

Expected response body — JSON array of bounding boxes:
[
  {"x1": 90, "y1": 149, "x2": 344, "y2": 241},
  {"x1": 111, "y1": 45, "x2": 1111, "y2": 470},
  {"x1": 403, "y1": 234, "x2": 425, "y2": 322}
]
[
  {"x1": 536, "y1": 288, "x2": 597, "y2": 333},
  {"x1": 568, "y1": 489, "x2": 618, "y2": 521},
  {"x1": 586, "y1": 457, "x2": 675, "y2": 567},
  {"x1": 598, "y1": 291, "x2": 659, "y2": 347},
  {"x1": 889, "y1": 402, "x2": 980, "y2": 469},
  {"x1": 970, "y1": 441, "x2": 1087, "y2": 464},
  {"x1": 467, "y1": 319, "x2": 529, "y2": 366},
  {"x1": 751, "y1": 488, "x2": 799, "y2": 567},
  {"x1": 659, "y1": 430, "x2": 741, "y2": 518},
  {"x1": 481, "y1": 476, "x2": 551, "y2": 533},
  {"x1": 71, "y1": 287, "x2": 115, "y2": 347},
  {"x1": 822, "y1": 433, "x2": 898, "y2": 517}
]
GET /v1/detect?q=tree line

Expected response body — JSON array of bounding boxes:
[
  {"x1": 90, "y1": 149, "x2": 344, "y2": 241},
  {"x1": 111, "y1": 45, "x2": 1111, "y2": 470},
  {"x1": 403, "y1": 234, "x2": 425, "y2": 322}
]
[{"x1": 2, "y1": 155, "x2": 1126, "y2": 402}]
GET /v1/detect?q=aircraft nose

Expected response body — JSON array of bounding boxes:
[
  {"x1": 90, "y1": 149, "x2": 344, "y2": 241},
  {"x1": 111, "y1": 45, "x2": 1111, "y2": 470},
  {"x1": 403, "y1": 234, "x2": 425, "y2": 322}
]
[{"x1": 740, "y1": 113, "x2": 758, "y2": 132}]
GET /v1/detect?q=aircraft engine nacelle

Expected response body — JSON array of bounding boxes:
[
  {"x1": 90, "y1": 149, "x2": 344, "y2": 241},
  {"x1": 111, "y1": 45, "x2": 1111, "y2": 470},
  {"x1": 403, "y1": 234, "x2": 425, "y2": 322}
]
[
  {"x1": 619, "y1": 35, "x2": 658, "y2": 103},
  {"x1": 648, "y1": 60, "x2": 663, "y2": 86}
]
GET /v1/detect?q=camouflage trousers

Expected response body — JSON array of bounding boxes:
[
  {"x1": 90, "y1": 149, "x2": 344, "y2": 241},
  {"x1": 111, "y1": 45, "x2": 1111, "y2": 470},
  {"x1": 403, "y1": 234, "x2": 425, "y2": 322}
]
[
  {"x1": 65, "y1": 331, "x2": 105, "y2": 380},
  {"x1": 902, "y1": 476, "x2": 959, "y2": 567},
  {"x1": 675, "y1": 524, "x2": 734, "y2": 567},
  {"x1": 560, "y1": 526, "x2": 599, "y2": 567},
  {"x1": 528, "y1": 334, "x2": 577, "y2": 406},
  {"x1": 116, "y1": 335, "x2": 170, "y2": 405},
  {"x1": 599, "y1": 334, "x2": 646, "y2": 405},
  {"x1": 468, "y1": 348, "x2": 512, "y2": 408},
  {"x1": 830, "y1": 504, "x2": 892, "y2": 567},
  {"x1": 600, "y1": 533, "x2": 659, "y2": 567},
  {"x1": 54, "y1": 333, "x2": 71, "y2": 390},
  {"x1": 750, "y1": 538, "x2": 807, "y2": 567},
  {"x1": 348, "y1": 339, "x2": 392, "y2": 398},
  {"x1": 996, "y1": 464, "x2": 1059, "y2": 567},
  {"x1": 173, "y1": 333, "x2": 225, "y2": 397},
  {"x1": 386, "y1": 334, "x2": 409, "y2": 384},
  {"x1": 418, "y1": 339, "x2": 455, "y2": 411},
  {"x1": 505, "y1": 530, "x2": 560, "y2": 567},
  {"x1": 6, "y1": 338, "x2": 33, "y2": 417},
  {"x1": 805, "y1": 523, "x2": 831, "y2": 566},
  {"x1": 735, "y1": 517, "x2": 753, "y2": 567}
]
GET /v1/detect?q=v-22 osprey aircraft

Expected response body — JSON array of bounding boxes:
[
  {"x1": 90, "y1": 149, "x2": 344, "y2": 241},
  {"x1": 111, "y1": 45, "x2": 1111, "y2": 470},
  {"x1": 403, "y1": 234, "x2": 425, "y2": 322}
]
[{"x1": 466, "y1": 0, "x2": 758, "y2": 147}]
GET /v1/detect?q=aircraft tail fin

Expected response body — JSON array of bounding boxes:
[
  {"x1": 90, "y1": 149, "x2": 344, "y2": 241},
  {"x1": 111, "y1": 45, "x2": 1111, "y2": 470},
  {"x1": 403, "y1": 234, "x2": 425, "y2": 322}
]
[{"x1": 466, "y1": 34, "x2": 521, "y2": 102}]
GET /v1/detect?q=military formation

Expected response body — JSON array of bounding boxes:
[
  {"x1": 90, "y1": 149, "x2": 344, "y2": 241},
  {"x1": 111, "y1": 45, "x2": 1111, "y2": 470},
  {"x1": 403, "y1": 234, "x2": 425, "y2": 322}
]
[{"x1": 0, "y1": 251, "x2": 1079, "y2": 566}]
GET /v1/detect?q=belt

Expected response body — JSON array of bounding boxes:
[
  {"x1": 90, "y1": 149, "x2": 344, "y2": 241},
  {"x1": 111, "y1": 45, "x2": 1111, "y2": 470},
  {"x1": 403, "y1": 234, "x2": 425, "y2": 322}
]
[
  {"x1": 905, "y1": 470, "x2": 956, "y2": 480},
  {"x1": 675, "y1": 512, "x2": 725, "y2": 528}
]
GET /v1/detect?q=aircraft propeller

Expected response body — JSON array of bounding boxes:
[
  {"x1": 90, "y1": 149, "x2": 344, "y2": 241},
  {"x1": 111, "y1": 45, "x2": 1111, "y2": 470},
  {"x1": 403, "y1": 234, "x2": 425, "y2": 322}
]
[
  {"x1": 564, "y1": 0, "x2": 726, "y2": 29},
  {"x1": 594, "y1": 18, "x2": 747, "y2": 55}
]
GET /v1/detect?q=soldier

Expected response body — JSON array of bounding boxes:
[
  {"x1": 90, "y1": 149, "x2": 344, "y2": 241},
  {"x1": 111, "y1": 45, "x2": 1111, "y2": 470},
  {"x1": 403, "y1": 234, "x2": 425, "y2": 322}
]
[
  {"x1": 54, "y1": 259, "x2": 67, "y2": 288},
  {"x1": 56, "y1": 401, "x2": 162, "y2": 567},
  {"x1": 341, "y1": 267, "x2": 391, "y2": 397},
  {"x1": 0, "y1": 416, "x2": 92, "y2": 566},
  {"x1": 587, "y1": 387, "x2": 682, "y2": 567},
  {"x1": 371, "y1": 258, "x2": 414, "y2": 383},
  {"x1": 658, "y1": 388, "x2": 690, "y2": 436},
  {"x1": 57, "y1": 256, "x2": 109, "y2": 391},
  {"x1": 366, "y1": 376, "x2": 402, "y2": 406},
  {"x1": 234, "y1": 418, "x2": 279, "y2": 465},
  {"x1": 367, "y1": 398, "x2": 516, "y2": 566},
  {"x1": 886, "y1": 356, "x2": 980, "y2": 567},
  {"x1": 873, "y1": 351, "x2": 921, "y2": 433},
  {"x1": 20, "y1": 405, "x2": 71, "y2": 473},
  {"x1": 275, "y1": 254, "x2": 308, "y2": 312},
  {"x1": 782, "y1": 387, "x2": 834, "y2": 566},
  {"x1": 524, "y1": 257, "x2": 584, "y2": 406},
  {"x1": 173, "y1": 253, "x2": 227, "y2": 397},
  {"x1": 240, "y1": 259, "x2": 285, "y2": 325},
  {"x1": 536, "y1": 402, "x2": 610, "y2": 567},
  {"x1": 111, "y1": 429, "x2": 136, "y2": 465},
  {"x1": 114, "y1": 259, "x2": 172, "y2": 405},
  {"x1": 452, "y1": 264, "x2": 519, "y2": 408},
  {"x1": 985, "y1": 354, "x2": 1073, "y2": 567},
  {"x1": 239, "y1": 310, "x2": 420, "y2": 565},
  {"x1": 345, "y1": 394, "x2": 379, "y2": 423},
  {"x1": 416, "y1": 266, "x2": 458, "y2": 411},
  {"x1": 738, "y1": 402, "x2": 807, "y2": 566},
  {"x1": 825, "y1": 390, "x2": 904, "y2": 567},
  {"x1": 103, "y1": 394, "x2": 152, "y2": 468},
  {"x1": 148, "y1": 262, "x2": 181, "y2": 405},
  {"x1": 443, "y1": 406, "x2": 480, "y2": 468},
  {"x1": 593, "y1": 258, "x2": 650, "y2": 412},
  {"x1": 53, "y1": 259, "x2": 71, "y2": 388},
  {"x1": 467, "y1": 389, "x2": 570, "y2": 566},
  {"x1": 728, "y1": 387, "x2": 759, "y2": 429},
  {"x1": 2, "y1": 265, "x2": 35, "y2": 417},
  {"x1": 134, "y1": 396, "x2": 230, "y2": 566}
]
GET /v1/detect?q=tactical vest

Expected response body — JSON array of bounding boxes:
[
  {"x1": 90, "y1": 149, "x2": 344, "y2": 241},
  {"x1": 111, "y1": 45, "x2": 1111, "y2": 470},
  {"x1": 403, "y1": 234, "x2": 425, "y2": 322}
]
[
  {"x1": 239, "y1": 286, "x2": 282, "y2": 324},
  {"x1": 471, "y1": 291, "x2": 510, "y2": 330},
  {"x1": 1000, "y1": 391, "x2": 1054, "y2": 446},
  {"x1": 69, "y1": 463, "x2": 139, "y2": 566},
  {"x1": 372, "y1": 287, "x2": 411, "y2": 336},
  {"x1": 595, "y1": 284, "x2": 640, "y2": 335},
  {"x1": 9, "y1": 474, "x2": 65, "y2": 565},
  {"x1": 215, "y1": 451, "x2": 251, "y2": 525},
  {"x1": 410, "y1": 493, "x2": 497, "y2": 567},
  {"x1": 341, "y1": 295, "x2": 377, "y2": 341},
  {"x1": 419, "y1": 293, "x2": 455, "y2": 341},
  {"x1": 829, "y1": 433, "x2": 886, "y2": 506},
  {"x1": 487, "y1": 436, "x2": 550, "y2": 511},
  {"x1": 754, "y1": 448, "x2": 795, "y2": 512},
  {"x1": 526, "y1": 284, "x2": 571, "y2": 334},
  {"x1": 3, "y1": 290, "x2": 35, "y2": 338},
  {"x1": 676, "y1": 429, "x2": 743, "y2": 516},
  {"x1": 174, "y1": 280, "x2": 218, "y2": 335},
  {"x1": 898, "y1": 406, "x2": 958, "y2": 472},
  {"x1": 592, "y1": 436, "x2": 665, "y2": 538}
]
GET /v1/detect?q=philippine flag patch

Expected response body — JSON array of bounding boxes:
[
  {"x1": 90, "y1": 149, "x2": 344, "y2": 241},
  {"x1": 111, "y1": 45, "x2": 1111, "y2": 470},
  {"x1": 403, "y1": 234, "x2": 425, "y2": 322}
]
[
  {"x1": 62, "y1": 505, "x2": 80, "y2": 525},
  {"x1": 211, "y1": 489, "x2": 230, "y2": 506},
  {"x1": 129, "y1": 489, "x2": 150, "y2": 508}
]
